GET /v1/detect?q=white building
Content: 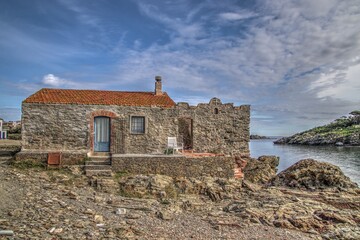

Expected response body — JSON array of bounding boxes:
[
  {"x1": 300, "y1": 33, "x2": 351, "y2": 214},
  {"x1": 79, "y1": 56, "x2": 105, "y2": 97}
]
[{"x1": 0, "y1": 118, "x2": 7, "y2": 139}]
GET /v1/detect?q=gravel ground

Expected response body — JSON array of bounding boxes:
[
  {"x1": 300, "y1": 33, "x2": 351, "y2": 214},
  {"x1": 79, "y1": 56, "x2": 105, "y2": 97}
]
[{"x1": 0, "y1": 165, "x2": 316, "y2": 239}]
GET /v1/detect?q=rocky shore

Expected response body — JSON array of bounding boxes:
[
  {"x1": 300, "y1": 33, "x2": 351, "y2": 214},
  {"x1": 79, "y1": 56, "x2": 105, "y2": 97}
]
[
  {"x1": 0, "y1": 156, "x2": 359, "y2": 239},
  {"x1": 274, "y1": 132, "x2": 359, "y2": 146},
  {"x1": 274, "y1": 111, "x2": 359, "y2": 146}
]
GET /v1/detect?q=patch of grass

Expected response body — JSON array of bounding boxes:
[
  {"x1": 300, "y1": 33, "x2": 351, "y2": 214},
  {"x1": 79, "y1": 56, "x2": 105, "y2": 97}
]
[
  {"x1": 11, "y1": 160, "x2": 46, "y2": 169},
  {"x1": 118, "y1": 187, "x2": 144, "y2": 198},
  {"x1": 160, "y1": 199, "x2": 171, "y2": 205},
  {"x1": 114, "y1": 171, "x2": 129, "y2": 180},
  {"x1": 7, "y1": 133, "x2": 21, "y2": 140},
  {"x1": 78, "y1": 156, "x2": 90, "y2": 165},
  {"x1": 164, "y1": 148, "x2": 174, "y2": 155}
]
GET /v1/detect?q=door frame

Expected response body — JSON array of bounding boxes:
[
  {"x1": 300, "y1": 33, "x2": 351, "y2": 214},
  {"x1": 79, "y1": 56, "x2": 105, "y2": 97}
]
[
  {"x1": 94, "y1": 116, "x2": 111, "y2": 152},
  {"x1": 178, "y1": 117, "x2": 193, "y2": 150},
  {"x1": 89, "y1": 110, "x2": 117, "y2": 154}
]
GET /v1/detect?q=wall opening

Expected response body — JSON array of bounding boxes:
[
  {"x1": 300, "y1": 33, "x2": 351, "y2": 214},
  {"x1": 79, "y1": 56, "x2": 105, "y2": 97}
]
[
  {"x1": 94, "y1": 116, "x2": 110, "y2": 152},
  {"x1": 178, "y1": 118, "x2": 193, "y2": 150},
  {"x1": 214, "y1": 108, "x2": 219, "y2": 114}
]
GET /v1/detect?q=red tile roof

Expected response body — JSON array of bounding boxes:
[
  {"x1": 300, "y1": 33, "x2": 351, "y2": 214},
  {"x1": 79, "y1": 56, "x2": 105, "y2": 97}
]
[{"x1": 23, "y1": 88, "x2": 176, "y2": 108}]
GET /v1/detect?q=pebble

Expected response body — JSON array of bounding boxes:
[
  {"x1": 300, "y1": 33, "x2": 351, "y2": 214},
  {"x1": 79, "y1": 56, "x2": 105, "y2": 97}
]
[
  {"x1": 94, "y1": 214, "x2": 104, "y2": 223},
  {"x1": 116, "y1": 208, "x2": 127, "y2": 215}
]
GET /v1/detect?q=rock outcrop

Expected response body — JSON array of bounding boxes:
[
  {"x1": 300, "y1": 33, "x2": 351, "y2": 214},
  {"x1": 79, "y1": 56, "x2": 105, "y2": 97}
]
[
  {"x1": 271, "y1": 159, "x2": 358, "y2": 189},
  {"x1": 243, "y1": 155, "x2": 279, "y2": 184},
  {"x1": 118, "y1": 174, "x2": 242, "y2": 202}
]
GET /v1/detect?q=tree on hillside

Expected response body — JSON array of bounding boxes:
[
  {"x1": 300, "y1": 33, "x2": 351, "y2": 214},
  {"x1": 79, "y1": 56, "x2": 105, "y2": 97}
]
[
  {"x1": 350, "y1": 110, "x2": 360, "y2": 116},
  {"x1": 349, "y1": 111, "x2": 360, "y2": 124}
]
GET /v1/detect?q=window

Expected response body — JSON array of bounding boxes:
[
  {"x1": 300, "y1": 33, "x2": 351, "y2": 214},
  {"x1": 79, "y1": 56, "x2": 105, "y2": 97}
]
[
  {"x1": 131, "y1": 116, "x2": 145, "y2": 134},
  {"x1": 214, "y1": 108, "x2": 219, "y2": 114}
]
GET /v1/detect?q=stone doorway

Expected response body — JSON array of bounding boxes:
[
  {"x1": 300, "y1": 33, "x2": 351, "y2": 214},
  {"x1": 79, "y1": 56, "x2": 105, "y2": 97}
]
[
  {"x1": 178, "y1": 118, "x2": 193, "y2": 150},
  {"x1": 94, "y1": 116, "x2": 110, "y2": 152}
]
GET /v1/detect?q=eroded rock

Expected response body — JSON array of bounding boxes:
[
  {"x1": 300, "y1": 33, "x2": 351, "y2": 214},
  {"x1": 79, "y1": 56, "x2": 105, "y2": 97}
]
[
  {"x1": 118, "y1": 174, "x2": 242, "y2": 202},
  {"x1": 243, "y1": 155, "x2": 279, "y2": 184},
  {"x1": 271, "y1": 159, "x2": 358, "y2": 190}
]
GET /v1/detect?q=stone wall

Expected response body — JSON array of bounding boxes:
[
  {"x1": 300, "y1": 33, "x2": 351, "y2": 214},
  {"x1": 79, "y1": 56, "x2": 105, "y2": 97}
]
[
  {"x1": 112, "y1": 155, "x2": 234, "y2": 178},
  {"x1": 15, "y1": 151, "x2": 87, "y2": 165},
  {"x1": 177, "y1": 98, "x2": 250, "y2": 155},
  {"x1": 22, "y1": 97, "x2": 250, "y2": 155}
]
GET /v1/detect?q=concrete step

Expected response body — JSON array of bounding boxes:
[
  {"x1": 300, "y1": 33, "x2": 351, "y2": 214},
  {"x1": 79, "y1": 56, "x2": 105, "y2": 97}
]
[
  {"x1": 89, "y1": 155, "x2": 111, "y2": 160},
  {"x1": 85, "y1": 169, "x2": 112, "y2": 177},
  {"x1": 84, "y1": 165, "x2": 112, "y2": 171},
  {"x1": 88, "y1": 152, "x2": 111, "y2": 157},
  {"x1": 85, "y1": 160, "x2": 111, "y2": 166}
]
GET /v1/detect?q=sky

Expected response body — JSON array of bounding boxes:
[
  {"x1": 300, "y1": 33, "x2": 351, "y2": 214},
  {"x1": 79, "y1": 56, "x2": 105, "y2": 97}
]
[{"x1": 0, "y1": 0, "x2": 359, "y2": 136}]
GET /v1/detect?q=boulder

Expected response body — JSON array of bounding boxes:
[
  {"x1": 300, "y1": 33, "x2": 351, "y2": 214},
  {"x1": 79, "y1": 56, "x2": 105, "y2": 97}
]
[
  {"x1": 271, "y1": 159, "x2": 358, "y2": 190},
  {"x1": 243, "y1": 155, "x2": 279, "y2": 184}
]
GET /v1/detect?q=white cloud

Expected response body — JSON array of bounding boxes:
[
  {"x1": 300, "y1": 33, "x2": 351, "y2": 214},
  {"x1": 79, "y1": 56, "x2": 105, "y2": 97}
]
[
  {"x1": 218, "y1": 11, "x2": 257, "y2": 21},
  {"x1": 123, "y1": 0, "x2": 360, "y2": 135},
  {"x1": 137, "y1": 2, "x2": 205, "y2": 39},
  {"x1": 310, "y1": 64, "x2": 360, "y2": 102},
  {"x1": 56, "y1": 0, "x2": 100, "y2": 27},
  {"x1": 42, "y1": 74, "x2": 67, "y2": 87},
  {"x1": 39, "y1": 73, "x2": 109, "y2": 90}
]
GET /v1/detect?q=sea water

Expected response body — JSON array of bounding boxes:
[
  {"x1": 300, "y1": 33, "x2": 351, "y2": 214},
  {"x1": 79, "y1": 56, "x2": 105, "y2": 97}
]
[{"x1": 250, "y1": 139, "x2": 360, "y2": 185}]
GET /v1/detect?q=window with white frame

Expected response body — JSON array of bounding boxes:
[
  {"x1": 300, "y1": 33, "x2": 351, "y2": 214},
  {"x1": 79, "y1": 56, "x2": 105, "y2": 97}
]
[{"x1": 131, "y1": 116, "x2": 145, "y2": 134}]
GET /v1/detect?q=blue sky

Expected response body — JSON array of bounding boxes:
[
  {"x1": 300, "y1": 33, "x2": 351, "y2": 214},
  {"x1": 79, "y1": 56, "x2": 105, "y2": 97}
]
[{"x1": 0, "y1": 0, "x2": 359, "y2": 136}]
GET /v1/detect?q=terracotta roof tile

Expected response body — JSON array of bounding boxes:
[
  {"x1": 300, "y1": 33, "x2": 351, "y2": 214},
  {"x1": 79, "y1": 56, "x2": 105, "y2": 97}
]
[{"x1": 23, "y1": 88, "x2": 176, "y2": 108}]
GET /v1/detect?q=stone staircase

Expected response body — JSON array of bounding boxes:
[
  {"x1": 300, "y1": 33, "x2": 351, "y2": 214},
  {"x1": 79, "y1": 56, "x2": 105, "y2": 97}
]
[
  {"x1": 0, "y1": 156, "x2": 13, "y2": 165},
  {"x1": 84, "y1": 154, "x2": 112, "y2": 177},
  {"x1": 0, "y1": 145, "x2": 21, "y2": 165}
]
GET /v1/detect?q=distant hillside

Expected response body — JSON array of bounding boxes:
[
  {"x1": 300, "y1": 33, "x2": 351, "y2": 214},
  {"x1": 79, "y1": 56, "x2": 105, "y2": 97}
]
[
  {"x1": 250, "y1": 134, "x2": 273, "y2": 139},
  {"x1": 274, "y1": 111, "x2": 360, "y2": 146}
]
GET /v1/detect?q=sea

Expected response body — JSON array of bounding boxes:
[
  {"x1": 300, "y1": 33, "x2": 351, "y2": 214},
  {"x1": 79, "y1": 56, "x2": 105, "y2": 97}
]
[{"x1": 250, "y1": 139, "x2": 360, "y2": 185}]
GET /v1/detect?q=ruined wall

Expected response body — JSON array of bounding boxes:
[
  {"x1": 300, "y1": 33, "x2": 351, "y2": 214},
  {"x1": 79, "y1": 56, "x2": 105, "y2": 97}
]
[
  {"x1": 177, "y1": 98, "x2": 250, "y2": 155},
  {"x1": 112, "y1": 155, "x2": 234, "y2": 178},
  {"x1": 22, "y1": 103, "x2": 178, "y2": 154}
]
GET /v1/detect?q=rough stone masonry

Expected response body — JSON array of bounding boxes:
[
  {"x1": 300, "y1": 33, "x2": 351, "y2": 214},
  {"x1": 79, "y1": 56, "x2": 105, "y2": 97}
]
[{"x1": 21, "y1": 101, "x2": 250, "y2": 155}]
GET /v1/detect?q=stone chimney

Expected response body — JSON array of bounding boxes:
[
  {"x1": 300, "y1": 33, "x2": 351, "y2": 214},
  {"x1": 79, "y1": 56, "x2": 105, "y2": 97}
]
[{"x1": 155, "y1": 76, "x2": 162, "y2": 95}]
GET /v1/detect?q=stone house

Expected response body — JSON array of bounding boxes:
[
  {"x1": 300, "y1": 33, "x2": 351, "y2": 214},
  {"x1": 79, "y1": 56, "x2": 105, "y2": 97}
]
[
  {"x1": 19, "y1": 77, "x2": 250, "y2": 173},
  {"x1": 0, "y1": 118, "x2": 7, "y2": 139}
]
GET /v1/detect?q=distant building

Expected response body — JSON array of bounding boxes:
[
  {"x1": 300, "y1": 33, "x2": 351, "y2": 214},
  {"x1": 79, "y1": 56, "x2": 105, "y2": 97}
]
[
  {"x1": 5, "y1": 120, "x2": 21, "y2": 129},
  {"x1": 0, "y1": 118, "x2": 7, "y2": 139}
]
